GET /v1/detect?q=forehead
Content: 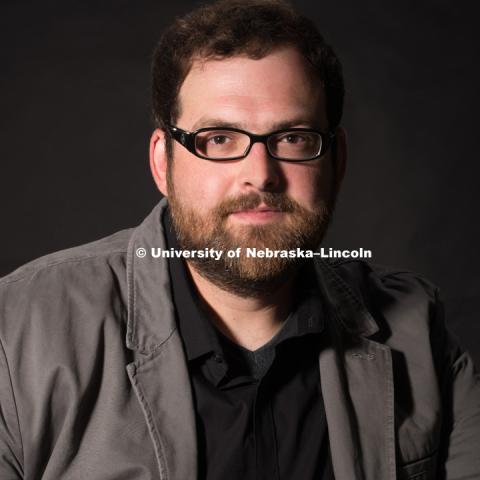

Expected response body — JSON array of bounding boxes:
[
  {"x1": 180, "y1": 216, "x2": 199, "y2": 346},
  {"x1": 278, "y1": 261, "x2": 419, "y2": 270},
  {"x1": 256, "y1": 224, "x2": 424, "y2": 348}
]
[{"x1": 177, "y1": 46, "x2": 327, "y2": 132}]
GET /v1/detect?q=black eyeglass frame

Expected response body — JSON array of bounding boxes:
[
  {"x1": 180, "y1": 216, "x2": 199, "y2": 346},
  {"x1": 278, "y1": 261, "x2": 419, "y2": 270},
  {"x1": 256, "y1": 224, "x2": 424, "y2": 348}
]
[{"x1": 167, "y1": 125, "x2": 336, "y2": 162}]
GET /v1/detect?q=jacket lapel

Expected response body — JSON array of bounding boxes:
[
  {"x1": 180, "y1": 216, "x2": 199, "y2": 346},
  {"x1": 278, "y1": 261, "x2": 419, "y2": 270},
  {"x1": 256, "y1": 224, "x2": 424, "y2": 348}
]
[
  {"x1": 319, "y1": 337, "x2": 396, "y2": 480},
  {"x1": 127, "y1": 332, "x2": 197, "y2": 480},
  {"x1": 319, "y1": 344, "x2": 363, "y2": 479},
  {"x1": 125, "y1": 199, "x2": 198, "y2": 479},
  {"x1": 316, "y1": 261, "x2": 397, "y2": 480}
]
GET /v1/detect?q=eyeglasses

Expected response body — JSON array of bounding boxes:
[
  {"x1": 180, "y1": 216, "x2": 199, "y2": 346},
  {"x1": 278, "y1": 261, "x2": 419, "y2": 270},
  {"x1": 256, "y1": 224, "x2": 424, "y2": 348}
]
[{"x1": 167, "y1": 125, "x2": 336, "y2": 162}]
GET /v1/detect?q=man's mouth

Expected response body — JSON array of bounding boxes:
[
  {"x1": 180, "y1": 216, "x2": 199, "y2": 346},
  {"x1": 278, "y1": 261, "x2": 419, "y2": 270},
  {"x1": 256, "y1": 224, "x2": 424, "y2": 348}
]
[
  {"x1": 233, "y1": 207, "x2": 281, "y2": 213},
  {"x1": 229, "y1": 204, "x2": 286, "y2": 222}
]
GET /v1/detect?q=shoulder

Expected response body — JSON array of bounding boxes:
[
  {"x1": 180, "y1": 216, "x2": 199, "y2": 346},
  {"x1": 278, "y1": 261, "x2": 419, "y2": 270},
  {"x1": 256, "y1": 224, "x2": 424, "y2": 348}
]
[
  {"x1": 330, "y1": 258, "x2": 438, "y2": 300},
  {"x1": 0, "y1": 228, "x2": 134, "y2": 343},
  {"x1": 327, "y1": 259, "x2": 445, "y2": 347},
  {"x1": 0, "y1": 227, "x2": 133, "y2": 287},
  {"x1": 329, "y1": 258, "x2": 440, "y2": 314}
]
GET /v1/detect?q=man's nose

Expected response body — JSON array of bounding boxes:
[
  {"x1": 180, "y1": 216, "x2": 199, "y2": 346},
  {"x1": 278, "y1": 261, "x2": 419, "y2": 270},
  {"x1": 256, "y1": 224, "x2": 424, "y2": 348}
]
[{"x1": 237, "y1": 142, "x2": 282, "y2": 191}]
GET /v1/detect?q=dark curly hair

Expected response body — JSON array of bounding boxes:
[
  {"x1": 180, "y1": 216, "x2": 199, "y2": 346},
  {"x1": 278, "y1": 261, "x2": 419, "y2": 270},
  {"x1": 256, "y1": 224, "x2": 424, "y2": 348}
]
[{"x1": 152, "y1": 0, "x2": 344, "y2": 140}]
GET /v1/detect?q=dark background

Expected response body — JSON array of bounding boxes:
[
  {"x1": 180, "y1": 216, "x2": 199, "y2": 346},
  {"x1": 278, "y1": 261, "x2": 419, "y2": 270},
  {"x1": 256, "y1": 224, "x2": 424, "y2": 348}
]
[{"x1": 1, "y1": 1, "x2": 479, "y2": 365}]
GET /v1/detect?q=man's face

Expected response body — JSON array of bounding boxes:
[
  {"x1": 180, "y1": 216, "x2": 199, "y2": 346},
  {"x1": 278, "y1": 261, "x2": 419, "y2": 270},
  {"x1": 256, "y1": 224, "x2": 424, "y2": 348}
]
[{"x1": 153, "y1": 46, "x2": 343, "y2": 296}]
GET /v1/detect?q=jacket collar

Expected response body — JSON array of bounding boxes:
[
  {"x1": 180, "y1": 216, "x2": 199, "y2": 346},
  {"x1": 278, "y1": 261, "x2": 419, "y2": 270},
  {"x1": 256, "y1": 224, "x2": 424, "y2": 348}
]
[
  {"x1": 313, "y1": 260, "x2": 379, "y2": 337},
  {"x1": 126, "y1": 198, "x2": 177, "y2": 353},
  {"x1": 126, "y1": 198, "x2": 379, "y2": 353}
]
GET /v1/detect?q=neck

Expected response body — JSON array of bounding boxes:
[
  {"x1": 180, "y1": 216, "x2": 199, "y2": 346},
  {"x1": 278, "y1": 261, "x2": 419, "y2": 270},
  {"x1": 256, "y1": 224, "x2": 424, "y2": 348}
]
[{"x1": 186, "y1": 262, "x2": 295, "y2": 351}]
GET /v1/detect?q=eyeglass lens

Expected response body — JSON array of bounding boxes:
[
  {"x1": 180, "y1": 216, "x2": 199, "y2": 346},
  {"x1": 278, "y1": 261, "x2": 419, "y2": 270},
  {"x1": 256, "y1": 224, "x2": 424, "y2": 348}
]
[{"x1": 194, "y1": 129, "x2": 322, "y2": 160}]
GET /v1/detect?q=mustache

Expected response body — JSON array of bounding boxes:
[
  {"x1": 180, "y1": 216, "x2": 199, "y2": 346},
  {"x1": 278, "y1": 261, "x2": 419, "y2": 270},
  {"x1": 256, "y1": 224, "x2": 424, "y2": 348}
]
[{"x1": 213, "y1": 192, "x2": 300, "y2": 218}]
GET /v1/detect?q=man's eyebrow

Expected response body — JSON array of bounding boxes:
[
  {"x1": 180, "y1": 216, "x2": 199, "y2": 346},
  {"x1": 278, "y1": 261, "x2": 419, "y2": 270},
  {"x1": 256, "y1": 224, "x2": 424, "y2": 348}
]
[
  {"x1": 190, "y1": 117, "x2": 321, "y2": 132},
  {"x1": 190, "y1": 118, "x2": 244, "y2": 131}
]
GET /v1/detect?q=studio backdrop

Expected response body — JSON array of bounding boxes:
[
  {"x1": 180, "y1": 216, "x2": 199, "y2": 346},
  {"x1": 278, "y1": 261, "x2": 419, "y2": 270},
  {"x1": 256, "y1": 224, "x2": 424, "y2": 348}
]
[{"x1": 1, "y1": 0, "x2": 479, "y2": 365}]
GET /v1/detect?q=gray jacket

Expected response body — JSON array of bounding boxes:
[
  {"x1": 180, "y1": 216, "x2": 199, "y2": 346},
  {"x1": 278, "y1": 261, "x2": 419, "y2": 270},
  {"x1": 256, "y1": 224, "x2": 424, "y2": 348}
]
[{"x1": 0, "y1": 199, "x2": 479, "y2": 480}]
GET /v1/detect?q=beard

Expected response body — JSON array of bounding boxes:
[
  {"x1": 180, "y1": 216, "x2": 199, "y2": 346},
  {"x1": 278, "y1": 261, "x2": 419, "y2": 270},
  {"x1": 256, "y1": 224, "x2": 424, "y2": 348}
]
[{"x1": 167, "y1": 176, "x2": 334, "y2": 298}]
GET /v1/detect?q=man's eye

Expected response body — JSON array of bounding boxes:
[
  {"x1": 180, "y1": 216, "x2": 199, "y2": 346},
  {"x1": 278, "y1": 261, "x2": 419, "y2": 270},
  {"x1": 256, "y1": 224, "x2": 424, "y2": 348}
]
[
  {"x1": 281, "y1": 134, "x2": 306, "y2": 144},
  {"x1": 208, "y1": 135, "x2": 230, "y2": 145}
]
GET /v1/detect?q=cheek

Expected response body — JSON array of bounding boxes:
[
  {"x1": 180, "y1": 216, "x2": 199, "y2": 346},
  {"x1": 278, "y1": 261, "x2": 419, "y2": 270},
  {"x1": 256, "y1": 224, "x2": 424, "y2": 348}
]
[
  {"x1": 171, "y1": 156, "x2": 232, "y2": 208},
  {"x1": 285, "y1": 162, "x2": 333, "y2": 206},
  {"x1": 314, "y1": 168, "x2": 334, "y2": 201}
]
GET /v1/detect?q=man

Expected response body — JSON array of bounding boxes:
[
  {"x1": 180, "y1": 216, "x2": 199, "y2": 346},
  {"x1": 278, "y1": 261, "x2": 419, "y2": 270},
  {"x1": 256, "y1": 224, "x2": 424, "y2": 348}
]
[{"x1": 0, "y1": 0, "x2": 479, "y2": 479}]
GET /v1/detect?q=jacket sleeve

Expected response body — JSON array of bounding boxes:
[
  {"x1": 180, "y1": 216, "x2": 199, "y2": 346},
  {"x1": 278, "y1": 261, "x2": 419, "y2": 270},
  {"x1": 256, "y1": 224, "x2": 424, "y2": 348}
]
[
  {"x1": 436, "y1": 293, "x2": 480, "y2": 479},
  {"x1": 0, "y1": 337, "x2": 23, "y2": 479}
]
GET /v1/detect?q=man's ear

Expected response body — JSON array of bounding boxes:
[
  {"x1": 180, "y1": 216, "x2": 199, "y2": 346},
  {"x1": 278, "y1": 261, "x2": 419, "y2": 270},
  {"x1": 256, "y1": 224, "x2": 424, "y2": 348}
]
[
  {"x1": 332, "y1": 126, "x2": 347, "y2": 196},
  {"x1": 149, "y1": 128, "x2": 169, "y2": 197}
]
